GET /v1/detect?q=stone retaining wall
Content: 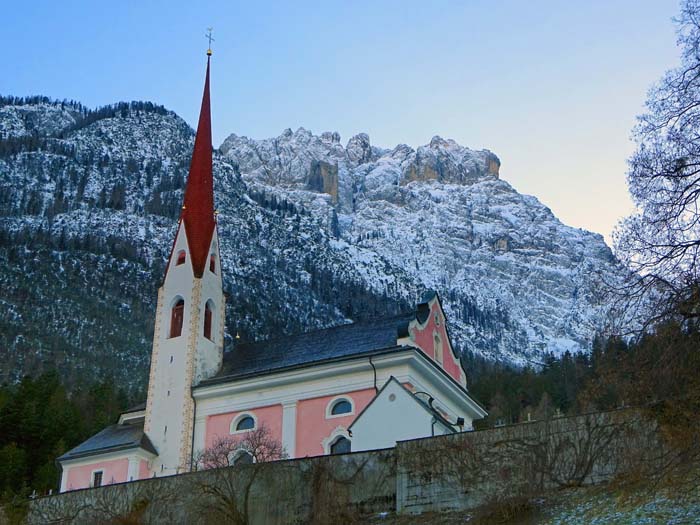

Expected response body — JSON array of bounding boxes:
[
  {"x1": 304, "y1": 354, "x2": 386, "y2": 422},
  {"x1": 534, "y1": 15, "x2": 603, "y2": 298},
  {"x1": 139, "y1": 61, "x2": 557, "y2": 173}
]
[{"x1": 28, "y1": 409, "x2": 657, "y2": 524}]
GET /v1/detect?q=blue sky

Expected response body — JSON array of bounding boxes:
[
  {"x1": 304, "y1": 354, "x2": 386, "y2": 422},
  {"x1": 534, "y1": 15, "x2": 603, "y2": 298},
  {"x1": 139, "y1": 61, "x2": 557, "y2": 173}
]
[{"x1": 0, "y1": 0, "x2": 681, "y2": 242}]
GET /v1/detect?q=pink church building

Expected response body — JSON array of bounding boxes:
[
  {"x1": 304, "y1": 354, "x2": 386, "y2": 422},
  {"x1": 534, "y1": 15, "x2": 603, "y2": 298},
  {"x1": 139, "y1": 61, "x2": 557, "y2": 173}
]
[{"x1": 57, "y1": 51, "x2": 486, "y2": 493}]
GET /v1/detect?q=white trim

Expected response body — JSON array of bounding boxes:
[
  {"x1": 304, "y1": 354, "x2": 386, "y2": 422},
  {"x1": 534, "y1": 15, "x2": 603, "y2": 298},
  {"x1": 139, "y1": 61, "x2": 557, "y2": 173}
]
[
  {"x1": 228, "y1": 449, "x2": 256, "y2": 465},
  {"x1": 325, "y1": 396, "x2": 355, "y2": 419},
  {"x1": 90, "y1": 468, "x2": 105, "y2": 488},
  {"x1": 410, "y1": 353, "x2": 487, "y2": 419},
  {"x1": 118, "y1": 410, "x2": 146, "y2": 425},
  {"x1": 127, "y1": 456, "x2": 140, "y2": 481},
  {"x1": 230, "y1": 412, "x2": 257, "y2": 434},
  {"x1": 59, "y1": 447, "x2": 156, "y2": 469},
  {"x1": 194, "y1": 349, "x2": 485, "y2": 419},
  {"x1": 194, "y1": 352, "x2": 415, "y2": 403},
  {"x1": 321, "y1": 427, "x2": 351, "y2": 455},
  {"x1": 281, "y1": 401, "x2": 297, "y2": 459}
]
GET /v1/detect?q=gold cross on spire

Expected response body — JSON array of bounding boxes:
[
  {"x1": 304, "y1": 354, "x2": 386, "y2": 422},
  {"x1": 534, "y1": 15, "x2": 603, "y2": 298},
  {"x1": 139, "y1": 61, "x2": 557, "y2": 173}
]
[{"x1": 206, "y1": 28, "x2": 214, "y2": 56}]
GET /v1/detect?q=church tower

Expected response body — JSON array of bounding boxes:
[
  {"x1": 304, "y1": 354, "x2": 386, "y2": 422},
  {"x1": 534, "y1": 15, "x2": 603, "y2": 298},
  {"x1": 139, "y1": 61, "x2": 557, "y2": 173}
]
[{"x1": 144, "y1": 50, "x2": 224, "y2": 476}]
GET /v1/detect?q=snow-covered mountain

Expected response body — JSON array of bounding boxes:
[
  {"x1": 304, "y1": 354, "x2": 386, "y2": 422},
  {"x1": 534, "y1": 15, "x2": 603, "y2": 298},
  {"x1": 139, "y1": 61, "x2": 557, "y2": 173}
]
[{"x1": 0, "y1": 97, "x2": 627, "y2": 388}]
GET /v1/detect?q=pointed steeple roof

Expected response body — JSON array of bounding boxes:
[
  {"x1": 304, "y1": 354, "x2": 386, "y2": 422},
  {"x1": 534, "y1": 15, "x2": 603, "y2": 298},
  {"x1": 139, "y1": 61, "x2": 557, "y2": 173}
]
[{"x1": 181, "y1": 54, "x2": 216, "y2": 278}]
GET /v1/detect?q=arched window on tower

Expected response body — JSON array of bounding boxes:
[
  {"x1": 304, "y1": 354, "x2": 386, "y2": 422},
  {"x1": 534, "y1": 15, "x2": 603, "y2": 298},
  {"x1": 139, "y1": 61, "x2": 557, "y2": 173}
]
[
  {"x1": 209, "y1": 254, "x2": 216, "y2": 274},
  {"x1": 176, "y1": 250, "x2": 186, "y2": 266},
  {"x1": 204, "y1": 301, "x2": 213, "y2": 341},
  {"x1": 170, "y1": 299, "x2": 184, "y2": 338}
]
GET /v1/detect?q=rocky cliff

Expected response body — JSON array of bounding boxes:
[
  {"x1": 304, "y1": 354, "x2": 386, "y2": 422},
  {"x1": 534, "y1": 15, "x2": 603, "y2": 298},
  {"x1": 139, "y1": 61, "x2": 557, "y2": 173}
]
[{"x1": 0, "y1": 96, "x2": 628, "y2": 388}]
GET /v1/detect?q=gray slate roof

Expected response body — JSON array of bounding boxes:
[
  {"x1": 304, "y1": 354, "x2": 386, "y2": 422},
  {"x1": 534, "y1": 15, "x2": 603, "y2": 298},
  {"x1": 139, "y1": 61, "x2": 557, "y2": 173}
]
[
  {"x1": 58, "y1": 421, "x2": 157, "y2": 462},
  {"x1": 201, "y1": 312, "x2": 418, "y2": 385}
]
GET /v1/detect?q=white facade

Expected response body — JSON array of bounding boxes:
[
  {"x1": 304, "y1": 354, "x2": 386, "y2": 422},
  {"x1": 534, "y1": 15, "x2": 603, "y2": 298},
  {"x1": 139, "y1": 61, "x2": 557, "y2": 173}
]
[
  {"x1": 350, "y1": 377, "x2": 454, "y2": 452},
  {"x1": 143, "y1": 221, "x2": 224, "y2": 476}
]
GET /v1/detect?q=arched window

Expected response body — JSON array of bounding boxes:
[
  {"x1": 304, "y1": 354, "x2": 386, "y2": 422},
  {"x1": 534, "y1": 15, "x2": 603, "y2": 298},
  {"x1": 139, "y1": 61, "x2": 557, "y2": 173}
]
[
  {"x1": 330, "y1": 400, "x2": 352, "y2": 416},
  {"x1": 204, "y1": 301, "x2": 213, "y2": 341},
  {"x1": 209, "y1": 254, "x2": 216, "y2": 273},
  {"x1": 176, "y1": 250, "x2": 186, "y2": 266},
  {"x1": 169, "y1": 299, "x2": 184, "y2": 338},
  {"x1": 230, "y1": 450, "x2": 254, "y2": 466},
  {"x1": 231, "y1": 414, "x2": 256, "y2": 434},
  {"x1": 326, "y1": 397, "x2": 354, "y2": 418},
  {"x1": 330, "y1": 436, "x2": 351, "y2": 455},
  {"x1": 236, "y1": 416, "x2": 255, "y2": 431}
]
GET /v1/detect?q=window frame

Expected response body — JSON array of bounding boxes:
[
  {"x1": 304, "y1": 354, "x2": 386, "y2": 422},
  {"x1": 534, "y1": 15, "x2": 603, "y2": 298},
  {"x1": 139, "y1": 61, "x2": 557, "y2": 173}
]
[
  {"x1": 329, "y1": 436, "x2": 351, "y2": 455},
  {"x1": 325, "y1": 396, "x2": 354, "y2": 419},
  {"x1": 322, "y1": 428, "x2": 352, "y2": 455},
  {"x1": 91, "y1": 469, "x2": 104, "y2": 488},
  {"x1": 229, "y1": 449, "x2": 255, "y2": 466},
  {"x1": 175, "y1": 250, "x2": 186, "y2": 266},
  {"x1": 230, "y1": 412, "x2": 257, "y2": 434},
  {"x1": 169, "y1": 298, "x2": 185, "y2": 339}
]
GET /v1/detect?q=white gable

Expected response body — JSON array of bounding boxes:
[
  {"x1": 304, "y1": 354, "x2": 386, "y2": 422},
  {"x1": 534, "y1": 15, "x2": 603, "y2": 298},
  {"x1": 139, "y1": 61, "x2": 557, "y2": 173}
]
[{"x1": 350, "y1": 377, "x2": 453, "y2": 452}]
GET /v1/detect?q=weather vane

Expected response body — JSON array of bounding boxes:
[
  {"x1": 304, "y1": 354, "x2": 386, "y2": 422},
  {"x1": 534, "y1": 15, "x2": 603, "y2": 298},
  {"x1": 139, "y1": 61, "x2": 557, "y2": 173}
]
[{"x1": 206, "y1": 27, "x2": 214, "y2": 56}]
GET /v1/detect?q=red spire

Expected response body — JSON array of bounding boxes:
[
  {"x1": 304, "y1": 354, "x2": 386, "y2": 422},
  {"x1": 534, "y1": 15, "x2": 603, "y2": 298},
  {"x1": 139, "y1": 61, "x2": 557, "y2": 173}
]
[{"x1": 181, "y1": 55, "x2": 216, "y2": 278}]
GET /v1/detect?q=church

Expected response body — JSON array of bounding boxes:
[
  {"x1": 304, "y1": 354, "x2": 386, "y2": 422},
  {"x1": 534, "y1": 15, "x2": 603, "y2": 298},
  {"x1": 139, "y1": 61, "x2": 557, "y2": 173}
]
[{"x1": 56, "y1": 50, "x2": 486, "y2": 493}]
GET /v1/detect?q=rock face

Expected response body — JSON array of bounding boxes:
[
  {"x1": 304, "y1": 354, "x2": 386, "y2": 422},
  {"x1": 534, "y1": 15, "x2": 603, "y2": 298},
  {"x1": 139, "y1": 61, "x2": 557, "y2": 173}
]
[
  {"x1": 307, "y1": 160, "x2": 339, "y2": 203},
  {"x1": 221, "y1": 127, "x2": 626, "y2": 365},
  {"x1": 0, "y1": 97, "x2": 629, "y2": 389}
]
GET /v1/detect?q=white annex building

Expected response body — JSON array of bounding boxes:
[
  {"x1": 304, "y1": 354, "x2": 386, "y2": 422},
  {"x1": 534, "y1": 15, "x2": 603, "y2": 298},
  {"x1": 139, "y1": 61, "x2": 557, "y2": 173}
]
[{"x1": 57, "y1": 51, "x2": 487, "y2": 492}]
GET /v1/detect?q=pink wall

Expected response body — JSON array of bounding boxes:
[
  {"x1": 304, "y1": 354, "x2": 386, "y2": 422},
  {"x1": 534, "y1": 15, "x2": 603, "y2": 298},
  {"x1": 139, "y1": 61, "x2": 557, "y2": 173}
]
[
  {"x1": 205, "y1": 404, "x2": 283, "y2": 450},
  {"x1": 410, "y1": 300, "x2": 465, "y2": 385},
  {"x1": 295, "y1": 388, "x2": 376, "y2": 457},
  {"x1": 64, "y1": 458, "x2": 129, "y2": 491}
]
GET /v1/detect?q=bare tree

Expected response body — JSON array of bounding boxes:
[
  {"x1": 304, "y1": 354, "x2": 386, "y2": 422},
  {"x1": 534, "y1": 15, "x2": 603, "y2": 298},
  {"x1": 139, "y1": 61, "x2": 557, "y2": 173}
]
[
  {"x1": 189, "y1": 425, "x2": 288, "y2": 525},
  {"x1": 615, "y1": 0, "x2": 700, "y2": 324}
]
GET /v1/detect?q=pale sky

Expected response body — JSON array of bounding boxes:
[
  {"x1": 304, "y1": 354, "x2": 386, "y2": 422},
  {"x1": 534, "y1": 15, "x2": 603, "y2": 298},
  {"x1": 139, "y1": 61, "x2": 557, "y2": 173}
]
[{"x1": 1, "y1": 0, "x2": 681, "y2": 243}]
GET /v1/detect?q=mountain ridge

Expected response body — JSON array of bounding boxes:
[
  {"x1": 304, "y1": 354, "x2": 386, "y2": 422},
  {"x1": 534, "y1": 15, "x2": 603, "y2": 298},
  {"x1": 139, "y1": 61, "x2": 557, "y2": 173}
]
[{"x1": 0, "y1": 96, "x2": 628, "y2": 388}]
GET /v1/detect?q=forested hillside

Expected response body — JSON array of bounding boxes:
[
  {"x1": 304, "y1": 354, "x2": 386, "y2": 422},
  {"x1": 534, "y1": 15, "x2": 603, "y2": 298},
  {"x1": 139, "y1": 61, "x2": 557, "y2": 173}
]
[{"x1": 0, "y1": 97, "x2": 632, "y2": 389}]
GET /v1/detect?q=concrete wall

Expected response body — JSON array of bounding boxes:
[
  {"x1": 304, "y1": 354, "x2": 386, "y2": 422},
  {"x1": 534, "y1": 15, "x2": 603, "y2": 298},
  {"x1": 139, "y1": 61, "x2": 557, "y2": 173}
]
[
  {"x1": 30, "y1": 450, "x2": 396, "y2": 525},
  {"x1": 30, "y1": 409, "x2": 658, "y2": 524},
  {"x1": 396, "y1": 408, "x2": 658, "y2": 515}
]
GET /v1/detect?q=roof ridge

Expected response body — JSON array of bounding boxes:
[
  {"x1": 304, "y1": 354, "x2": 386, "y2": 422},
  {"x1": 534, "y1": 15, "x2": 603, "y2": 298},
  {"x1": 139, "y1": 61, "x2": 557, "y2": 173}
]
[{"x1": 232, "y1": 311, "x2": 416, "y2": 349}]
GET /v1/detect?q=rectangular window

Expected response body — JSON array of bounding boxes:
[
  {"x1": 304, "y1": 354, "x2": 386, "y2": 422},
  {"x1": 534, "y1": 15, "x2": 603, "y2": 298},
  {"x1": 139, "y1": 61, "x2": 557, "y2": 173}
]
[{"x1": 93, "y1": 471, "x2": 103, "y2": 488}]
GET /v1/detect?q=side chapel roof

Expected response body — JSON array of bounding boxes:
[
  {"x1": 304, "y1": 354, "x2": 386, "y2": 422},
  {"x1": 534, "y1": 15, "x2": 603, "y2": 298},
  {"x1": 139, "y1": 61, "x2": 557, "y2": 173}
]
[{"x1": 58, "y1": 421, "x2": 157, "y2": 462}]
